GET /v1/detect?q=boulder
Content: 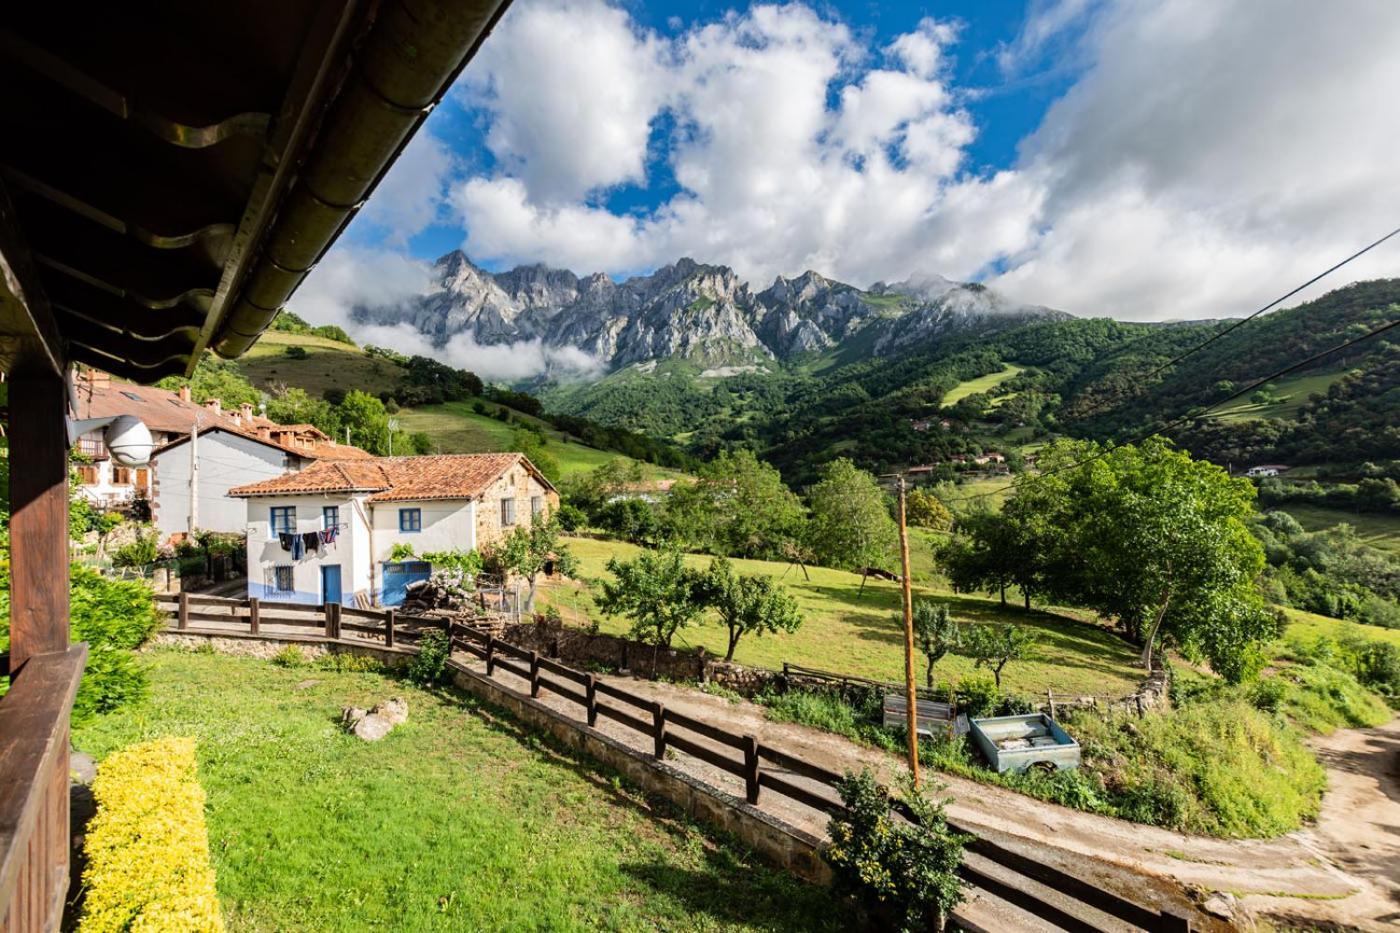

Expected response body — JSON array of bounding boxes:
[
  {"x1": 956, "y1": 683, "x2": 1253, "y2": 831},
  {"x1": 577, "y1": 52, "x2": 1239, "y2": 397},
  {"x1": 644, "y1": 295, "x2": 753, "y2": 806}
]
[
  {"x1": 352, "y1": 714, "x2": 394, "y2": 742},
  {"x1": 341, "y1": 706, "x2": 368, "y2": 728},
  {"x1": 372, "y1": 697, "x2": 409, "y2": 726}
]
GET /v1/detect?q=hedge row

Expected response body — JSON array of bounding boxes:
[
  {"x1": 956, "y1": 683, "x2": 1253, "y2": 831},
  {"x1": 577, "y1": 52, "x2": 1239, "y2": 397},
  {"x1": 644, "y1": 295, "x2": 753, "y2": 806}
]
[{"x1": 80, "y1": 737, "x2": 224, "y2": 932}]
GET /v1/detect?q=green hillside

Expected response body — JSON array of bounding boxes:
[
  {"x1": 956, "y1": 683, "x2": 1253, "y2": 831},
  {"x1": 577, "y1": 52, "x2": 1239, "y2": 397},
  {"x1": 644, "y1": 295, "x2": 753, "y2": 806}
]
[
  {"x1": 241, "y1": 331, "x2": 405, "y2": 396},
  {"x1": 940, "y1": 363, "x2": 1026, "y2": 409},
  {"x1": 1210, "y1": 368, "x2": 1349, "y2": 422}
]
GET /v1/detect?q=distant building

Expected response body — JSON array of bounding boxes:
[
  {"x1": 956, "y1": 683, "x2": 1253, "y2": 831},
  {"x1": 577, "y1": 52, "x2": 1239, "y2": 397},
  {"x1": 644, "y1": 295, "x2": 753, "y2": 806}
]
[
  {"x1": 1245, "y1": 464, "x2": 1291, "y2": 478},
  {"x1": 230, "y1": 453, "x2": 559, "y2": 606},
  {"x1": 605, "y1": 479, "x2": 677, "y2": 504}
]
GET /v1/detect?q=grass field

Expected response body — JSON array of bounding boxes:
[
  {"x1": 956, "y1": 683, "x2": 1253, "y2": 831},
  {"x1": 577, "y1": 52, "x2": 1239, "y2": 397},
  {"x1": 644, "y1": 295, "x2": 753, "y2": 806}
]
[
  {"x1": 1282, "y1": 606, "x2": 1400, "y2": 649},
  {"x1": 940, "y1": 364, "x2": 1025, "y2": 409},
  {"x1": 242, "y1": 331, "x2": 405, "y2": 397},
  {"x1": 938, "y1": 476, "x2": 1015, "y2": 512},
  {"x1": 73, "y1": 651, "x2": 849, "y2": 932},
  {"x1": 1210, "y1": 369, "x2": 1345, "y2": 422},
  {"x1": 1280, "y1": 504, "x2": 1400, "y2": 555},
  {"x1": 396, "y1": 400, "x2": 685, "y2": 481},
  {"x1": 541, "y1": 537, "x2": 1144, "y2": 698}
]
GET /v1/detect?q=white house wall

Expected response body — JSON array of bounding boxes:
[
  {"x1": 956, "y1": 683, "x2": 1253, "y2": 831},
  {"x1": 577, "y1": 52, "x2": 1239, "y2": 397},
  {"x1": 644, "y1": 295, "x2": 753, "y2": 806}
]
[
  {"x1": 245, "y1": 493, "x2": 371, "y2": 605},
  {"x1": 370, "y1": 500, "x2": 476, "y2": 565},
  {"x1": 152, "y1": 431, "x2": 299, "y2": 539}
]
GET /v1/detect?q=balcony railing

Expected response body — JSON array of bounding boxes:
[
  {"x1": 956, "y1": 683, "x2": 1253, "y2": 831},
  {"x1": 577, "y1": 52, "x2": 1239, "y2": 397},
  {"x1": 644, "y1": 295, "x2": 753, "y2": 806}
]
[{"x1": 0, "y1": 644, "x2": 88, "y2": 932}]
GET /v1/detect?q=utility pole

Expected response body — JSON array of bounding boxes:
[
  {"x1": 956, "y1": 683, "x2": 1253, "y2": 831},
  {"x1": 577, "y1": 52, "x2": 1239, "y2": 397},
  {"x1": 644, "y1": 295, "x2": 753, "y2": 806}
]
[
  {"x1": 189, "y1": 413, "x2": 200, "y2": 535},
  {"x1": 897, "y1": 474, "x2": 920, "y2": 787}
]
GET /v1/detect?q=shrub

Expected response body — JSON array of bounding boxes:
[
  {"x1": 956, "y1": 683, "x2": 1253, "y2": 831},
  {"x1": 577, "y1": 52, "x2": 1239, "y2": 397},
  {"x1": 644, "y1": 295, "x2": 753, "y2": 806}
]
[
  {"x1": 284, "y1": 345, "x2": 308, "y2": 359},
  {"x1": 80, "y1": 737, "x2": 224, "y2": 932},
  {"x1": 825, "y1": 771, "x2": 968, "y2": 932},
  {"x1": 69, "y1": 567, "x2": 162, "y2": 720},
  {"x1": 407, "y1": 629, "x2": 451, "y2": 686},
  {"x1": 110, "y1": 533, "x2": 160, "y2": 569},
  {"x1": 957, "y1": 672, "x2": 999, "y2": 718},
  {"x1": 315, "y1": 652, "x2": 385, "y2": 673},
  {"x1": 270, "y1": 645, "x2": 307, "y2": 668}
]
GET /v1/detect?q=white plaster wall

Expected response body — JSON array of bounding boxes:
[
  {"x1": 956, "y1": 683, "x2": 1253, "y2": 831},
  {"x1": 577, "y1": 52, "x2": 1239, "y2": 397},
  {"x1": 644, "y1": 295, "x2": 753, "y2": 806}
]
[
  {"x1": 244, "y1": 493, "x2": 371, "y2": 604},
  {"x1": 370, "y1": 499, "x2": 476, "y2": 565},
  {"x1": 153, "y1": 431, "x2": 296, "y2": 539}
]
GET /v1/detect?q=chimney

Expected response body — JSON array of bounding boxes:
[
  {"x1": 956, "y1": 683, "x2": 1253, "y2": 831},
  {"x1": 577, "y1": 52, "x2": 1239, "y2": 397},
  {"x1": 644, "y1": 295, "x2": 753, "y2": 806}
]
[
  {"x1": 257, "y1": 425, "x2": 272, "y2": 439},
  {"x1": 203, "y1": 398, "x2": 222, "y2": 415},
  {"x1": 80, "y1": 369, "x2": 111, "y2": 391},
  {"x1": 178, "y1": 385, "x2": 192, "y2": 403},
  {"x1": 240, "y1": 402, "x2": 254, "y2": 423}
]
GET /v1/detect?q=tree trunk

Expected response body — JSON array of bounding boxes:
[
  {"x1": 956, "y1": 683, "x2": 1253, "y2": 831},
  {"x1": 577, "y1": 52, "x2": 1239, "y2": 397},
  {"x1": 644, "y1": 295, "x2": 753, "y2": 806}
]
[
  {"x1": 725, "y1": 627, "x2": 740, "y2": 662},
  {"x1": 1139, "y1": 587, "x2": 1174, "y2": 670},
  {"x1": 925, "y1": 655, "x2": 935, "y2": 690},
  {"x1": 999, "y1": 583, "x2": 1006, "y2": 607},
  {"x1": 858, "y1": 570, "x2": 868, "y2": 597},
  {"x1": 993, "y1": 663, "x2": 1005, "y2": 689},
  {"x1": 1024, "y1": 590, "x2": 1030, "y2": 611},
  {"x1": 524, "y1": 574, "x2": 538, "y2": 613}
]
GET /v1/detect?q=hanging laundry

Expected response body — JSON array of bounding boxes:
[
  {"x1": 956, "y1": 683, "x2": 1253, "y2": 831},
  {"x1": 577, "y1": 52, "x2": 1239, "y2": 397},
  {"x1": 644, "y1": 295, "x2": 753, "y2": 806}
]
[
  {"x1": 278, "y1": 532, "x2": 293, "y2": 552},
  {"x1": 291, "y1": 534, "x2": 304, "y2": 560},
  {"x1": 302, "y1": 531, "x2": 320, "y2": 554},
  {"x1": 322, "y1": 524, "x2": 339, "y2": 546}
]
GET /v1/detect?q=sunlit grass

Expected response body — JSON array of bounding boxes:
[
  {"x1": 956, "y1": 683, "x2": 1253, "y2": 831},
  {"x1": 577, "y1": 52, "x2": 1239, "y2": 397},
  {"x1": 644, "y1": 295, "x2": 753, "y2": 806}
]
[{"x1": 73, "y1": 650, "x2": 850, "y2": 932}]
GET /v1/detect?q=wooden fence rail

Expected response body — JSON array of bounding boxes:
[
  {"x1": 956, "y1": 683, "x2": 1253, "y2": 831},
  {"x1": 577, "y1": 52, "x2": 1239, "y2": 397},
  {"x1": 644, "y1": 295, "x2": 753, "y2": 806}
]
[{"x1": 158, "y1": 594, "x2": 1190, "y2": 932}]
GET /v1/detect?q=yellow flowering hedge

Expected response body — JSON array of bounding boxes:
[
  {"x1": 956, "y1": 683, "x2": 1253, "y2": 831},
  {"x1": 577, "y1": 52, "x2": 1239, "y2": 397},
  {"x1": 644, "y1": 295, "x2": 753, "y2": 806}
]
[{"x1": 80, "y1": 737, "x2": 224, "y2": 932}]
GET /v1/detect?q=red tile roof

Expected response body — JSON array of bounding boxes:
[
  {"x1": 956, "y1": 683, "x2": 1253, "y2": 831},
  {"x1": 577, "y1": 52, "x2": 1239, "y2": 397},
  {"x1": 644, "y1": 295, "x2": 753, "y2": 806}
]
[{"x1": 229, "y1": 453, "x2": 555, "y2": 501}]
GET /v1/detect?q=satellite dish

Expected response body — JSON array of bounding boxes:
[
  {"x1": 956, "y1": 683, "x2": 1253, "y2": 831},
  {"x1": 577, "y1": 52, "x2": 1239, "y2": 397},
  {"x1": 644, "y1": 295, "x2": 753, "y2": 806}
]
[{"x1": 105, "y1": 415, "x2": 155, "y2": 466}]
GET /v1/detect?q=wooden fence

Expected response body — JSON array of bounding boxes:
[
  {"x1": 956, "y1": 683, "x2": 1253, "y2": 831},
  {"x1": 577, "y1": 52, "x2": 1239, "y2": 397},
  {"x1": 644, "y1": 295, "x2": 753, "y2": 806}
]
[{"x1": 157, "y1": 593, "x2": 1191, "y2": 932}]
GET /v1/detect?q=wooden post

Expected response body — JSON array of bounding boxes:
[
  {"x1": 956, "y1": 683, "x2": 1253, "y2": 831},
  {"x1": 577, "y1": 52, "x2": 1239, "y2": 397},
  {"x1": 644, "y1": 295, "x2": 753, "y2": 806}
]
[
  {"x1": 652, "y1": 702, "x2": 666, "y2": 759},
  {"x1": 743, "y1": 735, "x2": 760, "y2": 804},
  {"x1": 323, "y1": 602, "x2": 334, "y2": 638},
  {"x1": 897, "y1": 475, "x2": 921, "y2": 787},
  {"x1": 384, "y1": 609, "x2": 396, "y2": 648},
  {"x1": 1047, "y1": 688, "x2": 1057, "y2": 721},
  {"x1": 178, "y1": 592, "x2": 190, "y2": 631},
  {"x1": 248, "y1": 597, "x2": 260, "y2": 635},
  {"x1": 7, "y1": 368, "x2": 70, "y2": 675},
  {"x1": 585, "y1": 674, "x2": 598, "y2": 727},
  {"x1": 486, "y1": 635, "x2": 496, "y2": 676},
  {"x1": 333, "y1": 602, "x2": 344, "y2": 639},
  {"x1": 529, "y1": 650, "x2": 540, "y2": 697}
]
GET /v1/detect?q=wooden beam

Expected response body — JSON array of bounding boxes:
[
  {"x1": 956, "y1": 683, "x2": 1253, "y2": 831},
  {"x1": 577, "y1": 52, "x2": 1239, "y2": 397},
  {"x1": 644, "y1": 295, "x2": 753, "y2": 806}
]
[
  {"x1": 8, "y1": 368, "x2": 70, "y2": 676},
  {"x1": 0, "y1": 178, "x2": 64, "y2": 376}
]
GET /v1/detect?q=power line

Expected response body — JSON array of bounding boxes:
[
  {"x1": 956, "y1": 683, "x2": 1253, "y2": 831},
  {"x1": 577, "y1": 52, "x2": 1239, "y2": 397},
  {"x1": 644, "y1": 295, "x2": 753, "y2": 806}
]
[{"x1": 1136, "y1": 224, "x2": 1400, "y2": 385}]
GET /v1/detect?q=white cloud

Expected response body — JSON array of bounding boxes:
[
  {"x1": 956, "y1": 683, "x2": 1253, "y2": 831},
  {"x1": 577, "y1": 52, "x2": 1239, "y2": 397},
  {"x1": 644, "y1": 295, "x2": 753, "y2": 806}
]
[
  {"x1": 343, "y1": 0, "x2": 1400, "y2": 324},
  {"x1": 357, "y1": 130, "x2": 455, "y2": 245}
]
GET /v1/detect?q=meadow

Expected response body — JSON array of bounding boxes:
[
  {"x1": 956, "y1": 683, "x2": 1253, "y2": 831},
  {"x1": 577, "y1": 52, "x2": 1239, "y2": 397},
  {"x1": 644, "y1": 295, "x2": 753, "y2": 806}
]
[
  {"x1": 1208, "y1": 368, "x2": 1346, "y2": 422},
  {"x1": 940, "y1": 363, "x2": 1026, "y2": 409},
  {"x1": 540, "y1": 536, "x2": 1145, "y2": 699},
  {"x1": 73, "y1": 650, "x2": 851, "y2": 932},
  {"x1": 241, "y1": 331, "x2": 405, "y2": 397},
  {"x1": 1280, "y1": 503, "x2": 1400, "y2": 555}
]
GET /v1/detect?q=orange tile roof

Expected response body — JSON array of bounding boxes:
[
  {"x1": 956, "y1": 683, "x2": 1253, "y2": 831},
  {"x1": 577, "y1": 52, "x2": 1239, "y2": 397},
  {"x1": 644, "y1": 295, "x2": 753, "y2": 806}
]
[{"x1": 229, "y1": 453, "x2": 554, "y2": 501}]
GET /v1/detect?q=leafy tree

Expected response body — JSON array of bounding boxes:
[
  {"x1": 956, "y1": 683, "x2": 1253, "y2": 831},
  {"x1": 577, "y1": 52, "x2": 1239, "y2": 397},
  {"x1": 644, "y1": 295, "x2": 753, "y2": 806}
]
[
  {"x1": 595, "y1": 497, "x2": 661, "y2": 546},
  {"x1": 905, "y1": 487, "x2": 953, "y2": 531},
  {"x1": 938, "y1": 509, "x2": 1028, "y2": 607},
  {"x1": 156, "y1": 356, "x2": 260, "y2": 408},
  {"x1": 266, "y1": 387, "x2": 341, "y2": 437},
  {"x1": 596, "y1": 547, "x2": 705, "y2": 648},
  {"x1": 805, "y1": 458, "x2": 897, "y2": 573},
  {"x1": 700, "y1": 557, "x2": 803, "y2": 661},
  {"x1": 961, "y1": 623, "x2": 1036, "y2": 689},
  {"x1": 911, "y1": 600, "x2": 959, "y2": 690},
  {"x1": 1007, "y1": 438, "x2": 1276, "y2": 677},
  {"x1": 492, "y1": 516, "x2": 577, "y2": 612},
  {"x1": 511, "y1": 427, "x2": 560, "y2": 484},
  {"x1": 563, "y1": 458, "x2": 645, "y2": 518},
  {"x1": 675, "y1": 449, "x2": 806, "y2": 559},
  {"x1": 334, "y1": 389, "x2": 396, "y2": 455}
]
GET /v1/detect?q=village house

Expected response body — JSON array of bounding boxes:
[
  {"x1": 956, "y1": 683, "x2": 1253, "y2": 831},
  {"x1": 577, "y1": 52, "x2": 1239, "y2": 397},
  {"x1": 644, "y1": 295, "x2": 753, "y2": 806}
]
[
  {"x1": 230, "y1": 453, "x2": 559, "y2": 606},
  {"x1": 73, "y1": 369, "x2": 369, "y2": 537},
  {"x1": 1245, "y1": 464, "x2": 1292, "y2": 478}
]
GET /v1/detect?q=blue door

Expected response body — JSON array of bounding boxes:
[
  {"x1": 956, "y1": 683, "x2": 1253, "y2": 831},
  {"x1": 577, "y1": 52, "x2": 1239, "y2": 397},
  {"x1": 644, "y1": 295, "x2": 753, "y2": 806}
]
[
  {"x1": 381, "y1": 561, "x2": 431, "y2": 607},
  {"x1": 321, "y1": 564, "x2": 342, "y2": 606}
]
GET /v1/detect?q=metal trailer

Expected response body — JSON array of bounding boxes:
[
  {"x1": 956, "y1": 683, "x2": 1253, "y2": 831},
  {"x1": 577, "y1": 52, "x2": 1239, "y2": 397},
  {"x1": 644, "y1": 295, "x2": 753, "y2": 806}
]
[{"x1": 969, "y1": 713, "x2": 1081, "y2": 773}]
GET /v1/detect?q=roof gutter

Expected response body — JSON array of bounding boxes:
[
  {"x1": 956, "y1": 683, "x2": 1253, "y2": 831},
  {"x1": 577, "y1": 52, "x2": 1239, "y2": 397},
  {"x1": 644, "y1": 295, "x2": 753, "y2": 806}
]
[{"x1": 210, "y1": 0, "x2": 512, "y2": 359}]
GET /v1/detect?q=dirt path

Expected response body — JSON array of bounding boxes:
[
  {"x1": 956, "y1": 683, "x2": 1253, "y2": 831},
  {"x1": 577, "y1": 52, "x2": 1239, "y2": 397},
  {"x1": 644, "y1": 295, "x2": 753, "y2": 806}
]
[{"x1": 1250, "y1": 717, "x2": 1400, "y2": 931}]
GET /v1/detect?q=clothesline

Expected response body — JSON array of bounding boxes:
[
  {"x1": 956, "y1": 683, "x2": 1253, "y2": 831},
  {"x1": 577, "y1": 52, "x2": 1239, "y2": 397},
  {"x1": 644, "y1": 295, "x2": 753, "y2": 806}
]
[{"x1": 276, "y1": 525, "x2": 340, "y2": 559}]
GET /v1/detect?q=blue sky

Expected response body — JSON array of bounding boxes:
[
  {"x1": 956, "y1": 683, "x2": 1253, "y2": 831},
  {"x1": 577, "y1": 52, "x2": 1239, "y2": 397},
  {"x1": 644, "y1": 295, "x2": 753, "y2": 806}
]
[{"x1": 302, "y1": 0, "x2": 1400, "y2": 341}]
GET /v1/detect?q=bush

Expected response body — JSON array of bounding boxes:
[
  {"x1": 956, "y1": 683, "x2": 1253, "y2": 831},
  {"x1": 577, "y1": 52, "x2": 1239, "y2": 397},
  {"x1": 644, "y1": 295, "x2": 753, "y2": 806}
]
[
  {"x1": 407, "y1": 629, "x2": 451, "y2": 686},
  {"x1": 284, "y1": 345, "x2": 309, "y2": 360},
  {"x1": 270, "y1": 646, "x2": 306, "y2": 668},
  {"x1": 315, "y1": 652, "x2": 385, "y2": 673},
  {"x1": 826, "y1": 771, "x2": 968, "y2": 932},
  {"x1": 110, "y1": 533, "x2": 160, "y2": 569},
  {"x1": 69, "y1": 567, "x2": 162, "y2": 720},
  {"x1": 80, "y1": 737, "x2": 224, "y2": 932},
  {"x1": 957, "y1": 672, "x2": 999, "y2": 718}
]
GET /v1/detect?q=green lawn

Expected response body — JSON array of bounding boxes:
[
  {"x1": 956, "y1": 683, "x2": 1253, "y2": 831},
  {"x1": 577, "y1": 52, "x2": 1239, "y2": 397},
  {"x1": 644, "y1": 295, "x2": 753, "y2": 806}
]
[
  {"x1": 1210, "y1": 369, "x2": 1346, "y2": 422},
  {"x1": 395, "y1": 400, "x2": 687, "y2": 481},
  {"x1": 1282, "y1": 606, "x2": 1400, "y2": 649},
  {"x1": 242, "y1": 331, "x2": 406, "y2": 397},
  {"x1": 939, "y1": 476, "x2": 1014, "y2": 512},
  {"x1": 940, "y1": 364, "x2": 1025, "y2": 409},
  {"x1": 73, "y1": 651, "x2": 849, "y2": 932},
  {"x1": 542, "y1": 537, "x2": 1144, "y2": 698},
  {"x1": 1280, "y1": 503, "x2": 1400, "y2": 555}
]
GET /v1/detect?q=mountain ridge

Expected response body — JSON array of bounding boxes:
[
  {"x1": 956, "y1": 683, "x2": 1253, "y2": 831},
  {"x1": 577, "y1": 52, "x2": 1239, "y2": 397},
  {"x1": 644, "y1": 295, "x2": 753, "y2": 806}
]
[{"x1": 351, "y1": 251, "x2": 1069, "y2": 377}]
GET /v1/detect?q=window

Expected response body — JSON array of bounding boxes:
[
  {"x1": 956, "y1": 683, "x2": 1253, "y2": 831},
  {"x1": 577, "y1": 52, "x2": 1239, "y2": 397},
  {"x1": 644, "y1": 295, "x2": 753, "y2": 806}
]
[
  {"x1": 322, "y1": 506, "x2": 340, "y2": 530},
  {"x1": 500, "y1": 497, "x2": 516, "y2": 526},
  {"x1": 77, "y1": 434, "x2": 106, "y2": 458},
  {"x1": 531, "y1": 496, "x2": 543, "y2": 519},
  {"x1": 77, "y1": 465, "x2": 99, "y2": 485},
  {"x1": 270, "y1": 506, "x2": 296, "y2": 535},
  {"x1": 274, "y1": 566, "x2": 294, "y2": 593},
  {"x1": 111, "y1": 467, "x2": 131, "y2": 486},
  {"x1": 399, "y1": 508, "x2": 422, "y2": 533}
]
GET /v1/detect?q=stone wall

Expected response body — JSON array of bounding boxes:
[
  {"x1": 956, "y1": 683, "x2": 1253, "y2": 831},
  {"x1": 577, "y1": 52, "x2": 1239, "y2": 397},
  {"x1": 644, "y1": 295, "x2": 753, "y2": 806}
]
[{"x1": 497, "y1": 618, "x2": 782, "y2": 694}]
